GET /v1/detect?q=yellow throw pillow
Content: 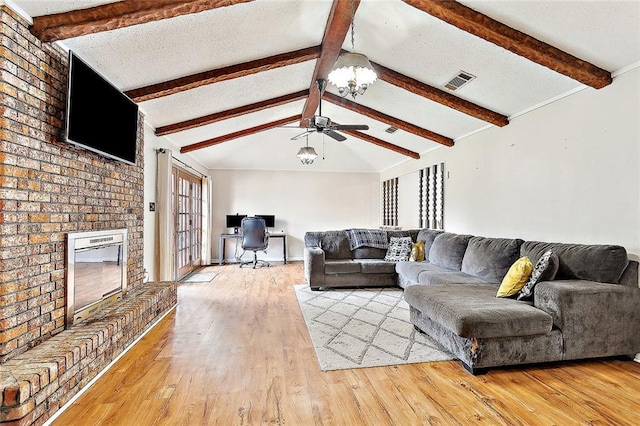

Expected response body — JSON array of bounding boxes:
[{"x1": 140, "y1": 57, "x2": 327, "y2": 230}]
[
  {"x1": 497, "y1": 256, "x2": 533, "y2": 298},
  {"x1": 409, "y1": 241, "x2": 425, "y2": 262}
]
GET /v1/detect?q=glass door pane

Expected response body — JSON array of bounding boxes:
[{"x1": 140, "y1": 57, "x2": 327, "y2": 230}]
[{"x1": 174, "y1": 168, "x2": 203, "y2": 279}]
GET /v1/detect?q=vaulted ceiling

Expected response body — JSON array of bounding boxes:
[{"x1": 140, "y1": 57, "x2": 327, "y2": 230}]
[{"x1": 13, "y1": 0, "x2": 640, "y2": 173}]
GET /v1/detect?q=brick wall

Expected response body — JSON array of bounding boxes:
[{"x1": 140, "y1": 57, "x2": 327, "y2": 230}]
[{"x1": 0, "y1": 6, "x2": 144, "y2": 363}]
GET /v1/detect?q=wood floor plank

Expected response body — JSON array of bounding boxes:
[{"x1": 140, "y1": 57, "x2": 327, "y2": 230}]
[{"x1": 52, "y1": 263, "x2": 640, "y2": 425}]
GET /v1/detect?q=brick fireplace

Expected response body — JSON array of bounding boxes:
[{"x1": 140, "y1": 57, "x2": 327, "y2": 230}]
[{"x1": 0, "y1": 6, "x2": 176, "y2": 425}]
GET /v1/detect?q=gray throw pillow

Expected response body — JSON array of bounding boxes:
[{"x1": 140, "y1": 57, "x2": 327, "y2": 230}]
[
  {"x1": 517, "y1": 250, "x2": 559, "y2": 301},
  {"x1": 384, "y1": 236, "x2": 412, "y2": 262}
]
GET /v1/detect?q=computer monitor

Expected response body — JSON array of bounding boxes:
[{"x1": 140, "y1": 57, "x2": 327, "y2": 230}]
[
  {"x1": 256, "y1": 215, "x2": 275, "y2": 228},
  {"x1": 225, "y1": 214, "x2": 246, "y2": 232}
]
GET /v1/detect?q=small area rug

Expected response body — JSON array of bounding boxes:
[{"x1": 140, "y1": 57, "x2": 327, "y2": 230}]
[
  {"x1": 294, "y1": 285, "x2": 453, "y2": 371},
  {"x1": 182, "y1": 271, "x2": 218, "y2": 283}
]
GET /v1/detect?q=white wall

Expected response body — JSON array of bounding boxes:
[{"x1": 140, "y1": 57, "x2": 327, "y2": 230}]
[
  {"x1": 209, "y1": 169, "x2": 380, "y2": 263},
  {"x1": 398, "y1": 172, "x2": 420, "y2": 228},
  {"x1": 382, "y1": 67, "x2": 640, "y2": 259},
  {"x1": 143, "y1": 124, "x2": 209, "y2": 282}
]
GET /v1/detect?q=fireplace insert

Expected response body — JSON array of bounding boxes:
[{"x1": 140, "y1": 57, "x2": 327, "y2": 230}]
[{"x1": 66, "y1": 229, "x2": 128, "y2": 326}]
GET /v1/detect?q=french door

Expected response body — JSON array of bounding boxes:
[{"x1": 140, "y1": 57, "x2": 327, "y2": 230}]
[{"x1": 173, "y1": 168, "x2": 203, "y2": 279}]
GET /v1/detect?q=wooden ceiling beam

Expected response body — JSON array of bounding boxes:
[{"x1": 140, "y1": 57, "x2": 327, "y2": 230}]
[
  {"x1": 180, "y1": 115, "x2": 298, "y2": 153},
  {"x1": 403, "y1": 0, "x2": 611, "y2": 89},
  {"x1": 324, "y1": 92, "x2": 454, "y2": 147},
  {"x1": 339, "y1": 128, "x2": 420, "y2": 160},
  {"x1": 156, "y1": 90, "x2": 308, "y2": 136},
  {"x1": 126, "y1": 46, "x2": 321, "y2": 102},
  {"x1": 31, "y1": 0, "x2": 252, "y2": 43},
  {"x1": 300, "y1": 0, "x2": 359, "y2": 125},
  {"x1": 370, "y1": 60, "x2": 509, "y2": 127}
]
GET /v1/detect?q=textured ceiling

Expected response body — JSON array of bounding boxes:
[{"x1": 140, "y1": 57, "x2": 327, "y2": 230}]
[{"x1": 12, "y1": 0, "x2": 640, "y2": 173}]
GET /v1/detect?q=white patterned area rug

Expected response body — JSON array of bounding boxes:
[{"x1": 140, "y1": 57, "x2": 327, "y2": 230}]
[{"x1": 294, "y1": 285, "x2": 453, "y2": 371}]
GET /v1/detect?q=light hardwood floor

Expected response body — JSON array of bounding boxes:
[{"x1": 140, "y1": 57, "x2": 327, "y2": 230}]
[{"x1": 53, "y1": 262, "x2": 640, "y2": 425}]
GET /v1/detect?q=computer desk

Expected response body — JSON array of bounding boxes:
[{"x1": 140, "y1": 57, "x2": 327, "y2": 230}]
[{"x1": 218, "y1": 231, "x2": 287, "y2": 265}]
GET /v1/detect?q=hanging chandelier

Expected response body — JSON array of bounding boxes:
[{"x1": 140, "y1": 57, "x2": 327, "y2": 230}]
[
  {"x1": 296, "y1": 135, "x2": 317, "y2": 165},
  {"x1": 327, "y1": 0, "x2": 377, "y2": 99}
]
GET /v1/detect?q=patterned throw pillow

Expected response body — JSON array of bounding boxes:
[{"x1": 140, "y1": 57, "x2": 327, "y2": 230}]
[
  {"x1": 517, "y1": 250, "x2": 559, "y2": 301},
  {"x1": 384, "y1": 236, "x2": 413, "y2": 262}
]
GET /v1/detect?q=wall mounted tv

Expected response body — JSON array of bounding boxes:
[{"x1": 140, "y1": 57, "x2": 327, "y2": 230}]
[{"x1": 64, "y1": 51, "x2": 139, "y2": 165}]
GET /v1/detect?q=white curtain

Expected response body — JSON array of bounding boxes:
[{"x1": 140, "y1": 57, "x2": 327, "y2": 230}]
[
  {"x1": 201, "y1": 175, "x2": 213, "y2": 265},
  {"x1": 157, "y1": 149, "x2": 174, "y2": 281}
]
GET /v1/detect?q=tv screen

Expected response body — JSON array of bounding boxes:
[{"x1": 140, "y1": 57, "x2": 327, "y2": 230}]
[
  {"x1": 256, "y1": 215, "x2": 275, "y2": 228},
  {"x1": 226, "y1": 214, "x2": 246, "y2": 229},
  {"x1": 65, "y1": 51, "x2": 139, "y2": 165}
]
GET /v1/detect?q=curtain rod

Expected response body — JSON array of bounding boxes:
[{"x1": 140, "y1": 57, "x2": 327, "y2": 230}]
[{"x1": 156, "y1": 148, "x2": 206, "y2": 178}]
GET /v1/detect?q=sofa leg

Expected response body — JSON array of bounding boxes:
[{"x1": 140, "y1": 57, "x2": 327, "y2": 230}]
[
  {"x1": 310, "y1": 286, "x2": 321, "y2": 291},
  {"x1": 461, "y1": 361, "x2": 487, "y2": 376}
]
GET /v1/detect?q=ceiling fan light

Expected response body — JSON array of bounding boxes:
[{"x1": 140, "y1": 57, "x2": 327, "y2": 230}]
[
  {"x1": 328, "y1": 52, "x2": 377, "y2": 99},
  {"x1": 296, "y1": 146, "x2": 317, "y2": 165}
]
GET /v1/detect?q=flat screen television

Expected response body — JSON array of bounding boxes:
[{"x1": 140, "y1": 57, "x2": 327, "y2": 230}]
[
  {"x1": 225, "y1": 214, "x2": 246, "y2": 229},
  {"x1": 256, "y1": 215, "x2": 275, "y2": 228},
  {"x1": 64, "y1": 51, "x2": 139, "y2": 165}
]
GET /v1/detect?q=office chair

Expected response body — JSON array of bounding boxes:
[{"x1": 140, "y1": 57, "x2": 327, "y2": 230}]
[{"x1": 239, "y1": 216, "x2": 270, "y2": 268}]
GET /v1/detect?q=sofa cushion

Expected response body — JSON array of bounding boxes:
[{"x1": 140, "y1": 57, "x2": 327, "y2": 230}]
[
  {"x1": 416, "y1": 229, "x2": 444, "y2": 257},
  {"x1": 428, "y1": 233, "x2": 473, "y2": 271},
  {"x1": 352, "y1": 247, "x2": 387, "y2": 259},
  {"x1": 404, "y1": 284, "x2": 553, "y2": 339},
  {"x1": 417, "y1": 271, "x2": 500, "y2": 286},
  {"x1": 325, "y1": 260, "x2": 360, "y2": 274},
  {"x1": 521, "y1": 241, "x2": 629, "y2": 284},
  {"x1": 395, "y1": 261, "x2": 453, "y2": 283},
  {"x1": 461, "y1": 237, "x2": 524, "y2": 281},
  {"x1": 517, "y1": 251, "x2": 559, "y2": 301},
  {"x1": 314, "y1": 231, "x2": 351, "y2": 260},
  {"x1": 356, "y1": 259, "x2": 397, "y2": 274},
  {"x1": 497, "y1": 257, "x2": 533, "y2": 298},
  {"x1": 384, "y1": 236, "x2": 412, "y2": 261}
]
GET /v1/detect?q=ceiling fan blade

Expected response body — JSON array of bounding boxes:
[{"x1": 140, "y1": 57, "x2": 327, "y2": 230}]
[
  {"x1": 325, "y1": 130, "x2": 347, "y2": 142},
  {"x1": 291, "y1": 130, "x2": 313, "y2": 140},
  {"x1": 333, "y1": 124, "x2": 369, "y2": 131}
]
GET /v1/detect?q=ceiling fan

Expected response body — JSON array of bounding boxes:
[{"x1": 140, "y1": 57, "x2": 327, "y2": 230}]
[{"x1": 288, "y1": 79, "x2": 369, "y2": 142}]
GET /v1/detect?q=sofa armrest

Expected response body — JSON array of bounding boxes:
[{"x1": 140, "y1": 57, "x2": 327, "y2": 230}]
[
  {"x1": 534, "y1": 280, "x2": 640, "y2": 359},
  {"x1": 304, "y1": 246, "x2": 325, "y2": 288}
]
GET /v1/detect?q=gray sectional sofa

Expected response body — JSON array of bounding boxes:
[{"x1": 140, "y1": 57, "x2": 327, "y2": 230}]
[{"x1": 304, "y1": 228, "x2": 640, "y2": 373}]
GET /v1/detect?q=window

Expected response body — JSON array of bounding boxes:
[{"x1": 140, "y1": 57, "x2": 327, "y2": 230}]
[
  {"x1": 382, "y1": 177, "x2": 398, "y2": 226},
  {"x1": 419, "y1": 163, "x2": 444, "y2": 229}
]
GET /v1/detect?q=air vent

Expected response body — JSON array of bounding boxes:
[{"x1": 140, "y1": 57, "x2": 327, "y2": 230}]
[
  {"x1": 444, "y1": 71, "x2": 476, "y2": 91},
  {"x1": 385, "y1": 126, "x2": 398, "y2": 134}
]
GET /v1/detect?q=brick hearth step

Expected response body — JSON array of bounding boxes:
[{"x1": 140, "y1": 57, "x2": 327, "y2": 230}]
[{"x1": 0, "y1": 282, "x2": 177, "y2": 426}]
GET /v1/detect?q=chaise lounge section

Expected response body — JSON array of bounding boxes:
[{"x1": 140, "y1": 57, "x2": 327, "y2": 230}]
[{"x1": 399, "y1": 232, "x2": 640, "y2": 373}]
